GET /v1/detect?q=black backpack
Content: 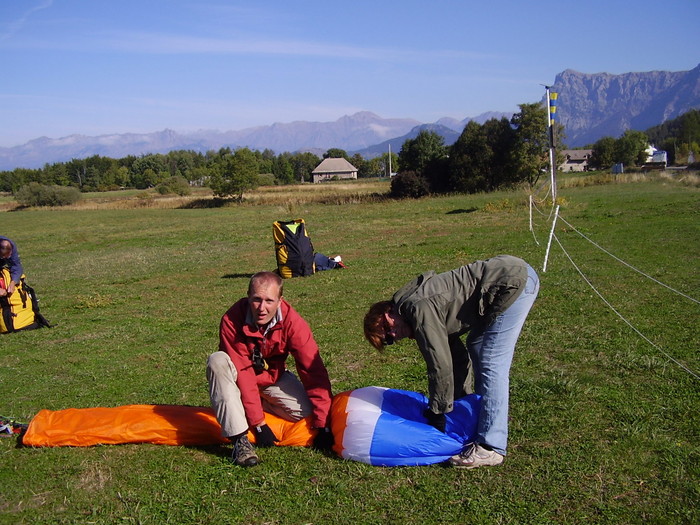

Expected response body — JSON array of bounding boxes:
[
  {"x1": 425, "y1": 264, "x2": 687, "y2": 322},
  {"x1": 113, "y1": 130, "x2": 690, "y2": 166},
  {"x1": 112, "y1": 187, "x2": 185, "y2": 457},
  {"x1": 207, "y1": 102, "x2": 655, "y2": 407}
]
[{"x1": 272, "y1": 219, "x2": 315, "y2": 278}]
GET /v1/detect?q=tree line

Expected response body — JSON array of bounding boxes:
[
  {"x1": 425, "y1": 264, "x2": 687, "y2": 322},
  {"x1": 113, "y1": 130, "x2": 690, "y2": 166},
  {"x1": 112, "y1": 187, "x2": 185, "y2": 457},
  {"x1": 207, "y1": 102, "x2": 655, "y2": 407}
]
[
  {"x1": 390, "y1": 102, "x2": 562, "y2": 197},
  {"x1": 3, "y1": 105, "x2": 695, "y2": 203},
  {"x1": 0, "y1": 102, "x2": 557, "y2": 201},
  {"x1": 0, "y1": 145, "x2": 403, "y2": 197}
]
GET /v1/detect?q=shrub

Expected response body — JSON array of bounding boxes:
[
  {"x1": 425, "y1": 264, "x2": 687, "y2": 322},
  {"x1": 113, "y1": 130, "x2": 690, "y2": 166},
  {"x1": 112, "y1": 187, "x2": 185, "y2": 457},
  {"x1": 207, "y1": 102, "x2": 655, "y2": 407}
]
[
  {"x1": 14, "y1": 182, "x2": 82, "y2": 207},
  {"x1": 156, "y1": 176, "x2": 191, "y2": 196},
  {"x1": 257, "y1": 173, "x2": 276, "y2": 186},
  {"x1": 390, "y1": 171, "x2": 430, "y2": 198}
]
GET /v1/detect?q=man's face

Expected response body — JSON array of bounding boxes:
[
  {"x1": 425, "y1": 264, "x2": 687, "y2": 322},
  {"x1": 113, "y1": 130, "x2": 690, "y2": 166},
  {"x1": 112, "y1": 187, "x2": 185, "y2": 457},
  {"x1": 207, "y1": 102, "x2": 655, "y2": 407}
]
[
  {"x1": 0, "y1": 241, "x2": 11, "y2": 259},
  {"x1": 248, "y1": 281, "x2": 282, "y2": 327}
]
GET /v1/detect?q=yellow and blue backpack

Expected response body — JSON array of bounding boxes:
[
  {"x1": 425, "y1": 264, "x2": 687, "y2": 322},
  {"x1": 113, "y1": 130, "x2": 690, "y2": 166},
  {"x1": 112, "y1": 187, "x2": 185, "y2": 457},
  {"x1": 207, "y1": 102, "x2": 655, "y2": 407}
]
[
  {"x1": 0, "y1": 268, "x2": 51, "y2": 333},
  {"x1": 273, "y1": 219, "x2": 316, "y2": 278}
]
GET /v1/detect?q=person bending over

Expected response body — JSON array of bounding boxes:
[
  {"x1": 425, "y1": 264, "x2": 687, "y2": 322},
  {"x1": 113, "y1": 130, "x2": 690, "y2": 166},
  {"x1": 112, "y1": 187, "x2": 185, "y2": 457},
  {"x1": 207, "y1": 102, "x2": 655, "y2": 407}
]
[{"x1": 363, "y1": 255, "x2": 539, "y2": 469}]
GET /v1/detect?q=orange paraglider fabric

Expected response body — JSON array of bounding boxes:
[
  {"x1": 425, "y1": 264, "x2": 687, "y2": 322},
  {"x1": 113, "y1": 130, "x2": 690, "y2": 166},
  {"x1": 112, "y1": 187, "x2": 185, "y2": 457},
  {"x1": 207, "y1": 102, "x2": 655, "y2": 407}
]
[{"x1": 21, "y1": 404, "x2": 316, "y2": 448}]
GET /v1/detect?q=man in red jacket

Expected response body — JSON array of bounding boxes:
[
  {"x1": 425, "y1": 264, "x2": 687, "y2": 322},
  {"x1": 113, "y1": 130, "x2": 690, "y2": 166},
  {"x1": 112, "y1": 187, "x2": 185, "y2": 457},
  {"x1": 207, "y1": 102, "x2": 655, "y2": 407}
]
[{"x1": 207, "y1": 271, "x2": 333, "y2": 466}]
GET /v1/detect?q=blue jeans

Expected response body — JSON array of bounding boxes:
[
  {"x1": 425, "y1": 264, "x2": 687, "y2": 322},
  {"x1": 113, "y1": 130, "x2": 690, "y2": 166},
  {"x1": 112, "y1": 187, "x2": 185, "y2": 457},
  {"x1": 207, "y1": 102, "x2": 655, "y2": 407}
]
[{"x1": 466, "y1": 264, "x2": 539, "y2": 455}]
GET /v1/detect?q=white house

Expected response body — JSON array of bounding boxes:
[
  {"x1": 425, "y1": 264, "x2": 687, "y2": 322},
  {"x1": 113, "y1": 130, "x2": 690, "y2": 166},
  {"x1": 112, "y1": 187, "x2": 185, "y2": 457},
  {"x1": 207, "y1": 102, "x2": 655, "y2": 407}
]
[
  {"x1": 558, "y1": 149, "x2": 592, "y2": 172},
  {"x1": 311, "y1": 158, "x2": 358, "y2": 183}
]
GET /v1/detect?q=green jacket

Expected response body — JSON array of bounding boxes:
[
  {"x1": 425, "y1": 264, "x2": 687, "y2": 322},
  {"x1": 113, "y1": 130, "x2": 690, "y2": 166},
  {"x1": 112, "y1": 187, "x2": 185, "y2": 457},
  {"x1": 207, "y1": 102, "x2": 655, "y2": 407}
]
[{"x1": 392, "y1": 255, "x2": 529, "y2": 414}]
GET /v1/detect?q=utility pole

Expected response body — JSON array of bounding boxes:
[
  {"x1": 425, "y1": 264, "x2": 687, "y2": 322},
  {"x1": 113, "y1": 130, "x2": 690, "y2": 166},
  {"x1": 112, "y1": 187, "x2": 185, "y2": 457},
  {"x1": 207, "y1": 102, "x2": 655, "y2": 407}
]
[{"x1": 388, "y1": 144, "x2": 392, "y2": 177}]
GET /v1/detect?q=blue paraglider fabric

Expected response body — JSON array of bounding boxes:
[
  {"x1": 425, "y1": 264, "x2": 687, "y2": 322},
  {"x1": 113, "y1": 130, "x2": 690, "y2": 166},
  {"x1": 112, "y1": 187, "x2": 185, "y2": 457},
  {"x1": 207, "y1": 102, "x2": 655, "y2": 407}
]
[{"x1": 330, "y1": 386, "x2": 481, "y2": 467}]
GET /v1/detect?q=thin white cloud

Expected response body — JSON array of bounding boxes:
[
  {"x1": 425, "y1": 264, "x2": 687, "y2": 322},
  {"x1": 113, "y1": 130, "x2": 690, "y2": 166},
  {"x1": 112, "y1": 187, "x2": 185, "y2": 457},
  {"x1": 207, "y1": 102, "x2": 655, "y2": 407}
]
[
  {"x1": 0, "y1": 0, "x2": 53, "y2": 41},
  {"x1": 5, "y1": 25, "x2": 494, "y2": 63},
  {"x1": 108, "y1": 31, "x2": 494, "y2": 62}
]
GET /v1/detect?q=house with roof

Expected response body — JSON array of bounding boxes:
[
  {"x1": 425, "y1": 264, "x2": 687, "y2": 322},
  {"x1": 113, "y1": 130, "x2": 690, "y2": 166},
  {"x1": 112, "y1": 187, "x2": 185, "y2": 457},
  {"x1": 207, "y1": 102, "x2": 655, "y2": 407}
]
[
  {"x1": 558, "y1": 149, "x2": 592, "y2": 172},
  {"x1": 311, "y1": 158, "x2": 358, "y2": 183}
]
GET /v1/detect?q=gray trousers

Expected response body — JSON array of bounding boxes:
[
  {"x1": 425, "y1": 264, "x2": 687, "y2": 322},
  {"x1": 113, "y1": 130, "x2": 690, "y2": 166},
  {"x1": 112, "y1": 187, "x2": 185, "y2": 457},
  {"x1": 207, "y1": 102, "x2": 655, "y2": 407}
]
[{"x1": 206, "y1": 351, "x2": 313, "y2": 438}]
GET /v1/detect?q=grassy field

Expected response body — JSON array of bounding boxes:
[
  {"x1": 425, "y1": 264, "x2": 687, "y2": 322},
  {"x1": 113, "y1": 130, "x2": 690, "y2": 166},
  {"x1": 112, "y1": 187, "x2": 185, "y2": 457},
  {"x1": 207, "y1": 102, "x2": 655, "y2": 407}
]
[{"x1": 0, "y1": 175, "x2": 698, "y2": 524}]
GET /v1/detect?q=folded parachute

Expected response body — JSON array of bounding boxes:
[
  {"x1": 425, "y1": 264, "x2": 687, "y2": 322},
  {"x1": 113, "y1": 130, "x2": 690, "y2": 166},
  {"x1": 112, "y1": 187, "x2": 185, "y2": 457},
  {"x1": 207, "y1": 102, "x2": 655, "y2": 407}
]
[
  {"x1": 330, "y1": 386, "x2": 481, "y2": 466},
  {"x1": 21, "y1": 386, "x2": 481, "y2": 468},
  {"x1": 22, "y1": 404, "x2": 316, "y2": 448}
]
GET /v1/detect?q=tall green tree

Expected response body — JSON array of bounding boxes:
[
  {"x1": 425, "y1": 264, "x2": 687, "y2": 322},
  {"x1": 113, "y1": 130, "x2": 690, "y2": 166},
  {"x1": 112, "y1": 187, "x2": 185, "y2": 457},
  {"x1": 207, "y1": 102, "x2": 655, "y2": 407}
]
[
  {"x1": 323, "y1": 148, "x2": 349, "y2": 160},
  {"x1": 209, "y1": 147, "x2": 260, "y2": 200},
  {"x1": 272, "y1": 154, "x2": 295, "y2": 185},
  {"x1": 446, "y1": 118, "x2": 516, "y2": 194},
  {"x1": 448, "y1": 121, "x2": 490, "y2": 193},
  {"x1": 398, "y1": 130, "x2": 447, "y2": 175},
  {"x1": 483, "y1": 117, "x2": 518, "y2": 188},
  {"x1": 590, "y1": 136, "x2": 617, "y2": 169},
  {"x1": 349, "y1": 153, "x2": 369, "y2": 178},
  {"x1": 510, "y1": 103, "x2": 550, "y2": 186},
  {"x1": 258, "y1": 148, "x2": 276, "y2": 175},
  {"x1": 289, "y1": 152, "x2": 320, "y2": 182},
  {"x1": 366, "y1": 151, "x2": 399, "y2": 177},
  {"x1": 615, "y1": 130, "x2": 648, "y2": 167}
]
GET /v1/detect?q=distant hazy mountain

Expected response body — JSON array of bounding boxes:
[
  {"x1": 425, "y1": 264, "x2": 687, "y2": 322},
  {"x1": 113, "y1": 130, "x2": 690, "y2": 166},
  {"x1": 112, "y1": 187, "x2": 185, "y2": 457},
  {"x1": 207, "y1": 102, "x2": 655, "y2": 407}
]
[
  {"x1": 552, "y1": 63, "x2": 700, "y2": 147},
  {"x1": 0, "y1": 112, "x2": 423, "y2": 170},
  {"x1": 1, "y1": 65, "x2": 698, "y2": 170},
  {"x1": 352, "y1": 112, "x2": 512, "y2": 158},
  {"x1": 351, "y1": 124, "x2": 461, "y2": 159}
]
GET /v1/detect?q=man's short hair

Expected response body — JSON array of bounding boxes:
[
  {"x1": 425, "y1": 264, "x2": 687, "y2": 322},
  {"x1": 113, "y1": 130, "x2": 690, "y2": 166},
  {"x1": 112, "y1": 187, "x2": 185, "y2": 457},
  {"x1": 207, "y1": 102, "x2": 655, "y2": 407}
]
[{"x1": 248, "y1": 271, "x2": 284, "y2": 297}]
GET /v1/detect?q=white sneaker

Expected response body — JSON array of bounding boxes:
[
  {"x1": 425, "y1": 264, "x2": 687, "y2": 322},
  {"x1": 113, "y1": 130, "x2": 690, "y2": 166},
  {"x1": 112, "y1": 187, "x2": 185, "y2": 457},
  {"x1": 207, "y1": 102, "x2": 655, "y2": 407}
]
[{"x1": 448, "y1": 443, "x2": 504, "y2": 469}]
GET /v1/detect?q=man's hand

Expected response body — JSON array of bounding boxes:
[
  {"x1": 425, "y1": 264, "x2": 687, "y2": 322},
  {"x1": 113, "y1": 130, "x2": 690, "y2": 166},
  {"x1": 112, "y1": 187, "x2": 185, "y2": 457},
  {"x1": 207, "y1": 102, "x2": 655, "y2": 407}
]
[
  {"x1": 312, "y1": 427, "x2": 334, "y2": 450},
  {"x1": 254, "y1": 424, "x2": 279, "y2": 447},
  {"x1": 423, "y1": 409, "x2": 446, "y2": 433}
]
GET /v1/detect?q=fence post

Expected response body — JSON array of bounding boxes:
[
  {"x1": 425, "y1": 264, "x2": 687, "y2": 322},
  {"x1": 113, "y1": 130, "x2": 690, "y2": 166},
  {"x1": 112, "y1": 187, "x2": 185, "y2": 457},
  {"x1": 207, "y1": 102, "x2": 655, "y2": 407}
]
[{"x1": 543, "y1": 205, "x2": 560, "y2": 272}]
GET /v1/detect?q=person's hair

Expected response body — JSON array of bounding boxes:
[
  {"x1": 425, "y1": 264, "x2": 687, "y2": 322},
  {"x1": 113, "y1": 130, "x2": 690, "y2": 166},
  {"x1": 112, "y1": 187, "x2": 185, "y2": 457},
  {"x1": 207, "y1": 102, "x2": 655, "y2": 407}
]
[
  {"x1": 248, "y1": 271, "x2": 284, "y2": 297},
  {"x1": 364, "y1": 301, "x2": 393, "y2": 351},
  {"x1": 0, "y1": 240, "x2": 11, "y2": 256}
]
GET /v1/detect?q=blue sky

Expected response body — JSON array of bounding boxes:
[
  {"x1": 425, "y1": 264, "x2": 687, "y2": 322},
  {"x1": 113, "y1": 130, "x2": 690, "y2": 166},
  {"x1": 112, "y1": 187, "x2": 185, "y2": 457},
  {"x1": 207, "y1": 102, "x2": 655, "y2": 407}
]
[{"x1": 1, "y1": 0, "x2": 698, "y2": 148}]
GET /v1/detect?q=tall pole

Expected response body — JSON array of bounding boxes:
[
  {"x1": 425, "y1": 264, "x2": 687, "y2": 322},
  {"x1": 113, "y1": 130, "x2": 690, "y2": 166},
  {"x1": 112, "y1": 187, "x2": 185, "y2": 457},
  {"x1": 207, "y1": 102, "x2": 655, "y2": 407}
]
[
  {"x1": 388, "y1": 144, "x2": 392, "y2": 177},
  {"x1": 546, "y1": 86, "x2": 557, "y2": 202}
]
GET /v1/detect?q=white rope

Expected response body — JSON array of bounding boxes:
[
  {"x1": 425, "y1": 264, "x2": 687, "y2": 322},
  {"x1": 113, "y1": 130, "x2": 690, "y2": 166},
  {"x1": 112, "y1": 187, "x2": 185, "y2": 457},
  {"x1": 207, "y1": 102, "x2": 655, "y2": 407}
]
[
  {"x1": 553, "y1": 234, "x2": 700, "y2": 380},
  {"x1": 558, "y1": 214, "x2": 700, "y2": 305},
  {"x1": 529, "y1": 182, "x2": 556, "y2": 219},
  {"x1": 531, "y1": 177, "x2": 552, "y2": 205},
  {"x1": 530, "y1": 195, "x2": 549, "y2": 217},
  {"x1": 530, "y1": 223, "x2": 541, "y2": 246},
  {"x1": 529, "y1": 196, "x2": 541, "y2": 246}
]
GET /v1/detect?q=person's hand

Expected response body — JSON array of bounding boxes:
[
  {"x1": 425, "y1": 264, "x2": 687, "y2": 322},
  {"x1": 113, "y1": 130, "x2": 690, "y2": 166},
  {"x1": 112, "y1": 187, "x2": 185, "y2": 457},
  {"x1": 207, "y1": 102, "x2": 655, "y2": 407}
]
[
  {"x1": 312, "y1": 427, "x2": 334, "y2": 450},
  {"x1": 7, "y1": 282, "x2": 16, "y2": 295},
  {"x1": 0, "y1": 288, "x2": 6, "y2": 297},
  {"x1": 254, "y1": 424, "x2": 279, "y2": 447},
  {"x1": 423, "y1": 409, "x2": 446, "y2": 433}
]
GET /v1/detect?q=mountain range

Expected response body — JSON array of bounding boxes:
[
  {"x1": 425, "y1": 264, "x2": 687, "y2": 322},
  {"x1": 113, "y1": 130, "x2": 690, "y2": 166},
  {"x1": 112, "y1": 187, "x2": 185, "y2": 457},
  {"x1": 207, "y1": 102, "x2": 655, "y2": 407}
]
[
  {"x1": 1, "y1": 65, "x2": 698, "y2": 171},
  {"x1": 552, "y1": 63, "x2": 700, "y2": 146}
]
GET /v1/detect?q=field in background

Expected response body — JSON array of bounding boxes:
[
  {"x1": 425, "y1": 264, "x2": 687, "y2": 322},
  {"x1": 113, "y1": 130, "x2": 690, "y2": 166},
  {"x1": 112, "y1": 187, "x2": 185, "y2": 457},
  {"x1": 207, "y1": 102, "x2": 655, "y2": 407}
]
[
  {"x1": 0, "y1": 176, "x2": 698, "y2": 524},
  {"x1": 1, "y1": 170, "x2": 697, "y2": 212}
]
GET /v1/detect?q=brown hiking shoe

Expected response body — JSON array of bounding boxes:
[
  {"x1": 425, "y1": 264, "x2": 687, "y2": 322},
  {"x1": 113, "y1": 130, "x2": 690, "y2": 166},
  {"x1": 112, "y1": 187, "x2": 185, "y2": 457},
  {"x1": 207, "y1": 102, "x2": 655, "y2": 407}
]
[{"x1": 232, "y1": 435, "x2": 259, "y2": 467}]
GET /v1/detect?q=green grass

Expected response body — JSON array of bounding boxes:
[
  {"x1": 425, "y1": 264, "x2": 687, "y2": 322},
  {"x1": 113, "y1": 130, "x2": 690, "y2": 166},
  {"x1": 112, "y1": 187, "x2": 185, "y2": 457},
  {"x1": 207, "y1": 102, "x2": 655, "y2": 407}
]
[{"x1": 1, "y1": 178, "x2": 698, "y2": 524}]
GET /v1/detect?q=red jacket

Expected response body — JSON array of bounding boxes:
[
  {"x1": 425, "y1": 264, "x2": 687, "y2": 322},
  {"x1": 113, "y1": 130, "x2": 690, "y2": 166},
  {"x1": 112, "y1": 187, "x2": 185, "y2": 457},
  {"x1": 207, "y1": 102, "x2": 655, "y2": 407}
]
[{"x1": 218, "y1": 297, "x2": 332, "y2": 428}]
